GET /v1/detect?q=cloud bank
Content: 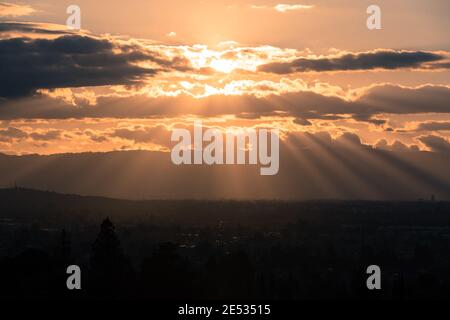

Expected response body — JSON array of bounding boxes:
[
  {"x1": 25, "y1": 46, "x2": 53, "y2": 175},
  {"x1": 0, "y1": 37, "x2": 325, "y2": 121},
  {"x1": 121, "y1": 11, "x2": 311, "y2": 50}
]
[
  {"x1": 0, "y1": 2, "x2": 35, "y2": 17},
  {"x1": 258, "y1": 50, "x2": 448, "y2": 74}
]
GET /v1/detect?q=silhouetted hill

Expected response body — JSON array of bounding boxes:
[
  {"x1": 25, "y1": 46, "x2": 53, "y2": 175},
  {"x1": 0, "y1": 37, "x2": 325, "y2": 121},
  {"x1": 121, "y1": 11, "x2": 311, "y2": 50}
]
[
  {"x1": 0, "y1": 146, "x2": 450, "y2": 200},
  {"x1": 1, "y1": 187, "x2": 449, "y2": 228}
]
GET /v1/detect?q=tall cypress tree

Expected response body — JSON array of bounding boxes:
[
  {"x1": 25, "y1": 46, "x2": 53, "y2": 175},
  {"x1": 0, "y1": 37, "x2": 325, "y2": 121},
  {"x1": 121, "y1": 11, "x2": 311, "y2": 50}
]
[{"x1": 89, "y1": 218, "x2": 133, "y2": 298}]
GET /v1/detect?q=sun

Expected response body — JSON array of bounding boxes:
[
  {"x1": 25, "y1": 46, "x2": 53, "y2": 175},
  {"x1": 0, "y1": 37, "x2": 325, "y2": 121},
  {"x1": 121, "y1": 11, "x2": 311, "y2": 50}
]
[{"x1": 210, "y1": 59, "x2": 236, "y2": 73}]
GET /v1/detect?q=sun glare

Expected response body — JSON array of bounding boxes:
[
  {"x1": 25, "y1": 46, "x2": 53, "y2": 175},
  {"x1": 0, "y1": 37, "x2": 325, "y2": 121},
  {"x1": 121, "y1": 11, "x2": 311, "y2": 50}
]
[{"x1": 210, "y1": 59, "x2": 236, "y2": 73}]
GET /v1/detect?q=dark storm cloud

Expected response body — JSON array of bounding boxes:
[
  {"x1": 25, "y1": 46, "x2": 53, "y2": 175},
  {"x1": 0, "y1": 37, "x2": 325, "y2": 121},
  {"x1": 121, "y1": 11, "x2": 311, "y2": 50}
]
[
  {"x1": 0, "y1": 35, "x2": 161, "y2": 98},
  {"x1": 359, "y1": 85, "x2": 450, "y2": 115},
  {"x1": 428, "y1": 62, "x2": 450, "y2": 70},
  {"x1": 0, "y1": 84, "x2": 449, "y2": 123},
  {"x1": 258, "y1": 50, "x2": 447, "y2": 74},
  {"x1": 418, "y1": 135, "x2": 450, "y2": 154},
  {"x1": 230, "y1": 84, "x2": 450, "y2": 123},
  {"x1": 0, "y1": 22, "x2": 72, "y2": 35},
  {"x1": 414, "y1": 122, "x2": 450, "y2": 131}
]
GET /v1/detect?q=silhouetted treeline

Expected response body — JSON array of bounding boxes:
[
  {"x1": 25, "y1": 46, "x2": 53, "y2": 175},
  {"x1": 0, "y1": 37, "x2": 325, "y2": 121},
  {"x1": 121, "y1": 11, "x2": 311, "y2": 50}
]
[{"x1": 0, "y1": 188, "x2": 450, "y2": 300}]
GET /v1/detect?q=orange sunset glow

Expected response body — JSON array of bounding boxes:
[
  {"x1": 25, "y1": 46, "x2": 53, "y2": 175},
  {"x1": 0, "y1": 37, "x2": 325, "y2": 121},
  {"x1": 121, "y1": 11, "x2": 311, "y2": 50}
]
[
  {"x1": 3, "y1": 1, "x2": 450, "y2": 306},
  {"x1": 0, "y1": 0, "x2": 449, "y2": 199}
]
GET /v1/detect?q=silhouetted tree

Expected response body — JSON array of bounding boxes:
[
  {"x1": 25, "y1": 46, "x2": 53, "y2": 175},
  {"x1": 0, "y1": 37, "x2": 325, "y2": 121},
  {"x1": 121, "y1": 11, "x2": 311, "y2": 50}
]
[
  {"x1": 2, "y1": 248, "x2": 56, "y2": 299},
  {"x1": 55, "y1": 229, "x2": 72, "y2": 265},
  {"x1": 89, "y1": 218, "x2": 134, "y2": 298},
  {"x1": 140, "y1": 242, "x2": 197, "y2": 299},
  {"x1": 53, "y1": 229, "x2": 76, "y2": 297}
]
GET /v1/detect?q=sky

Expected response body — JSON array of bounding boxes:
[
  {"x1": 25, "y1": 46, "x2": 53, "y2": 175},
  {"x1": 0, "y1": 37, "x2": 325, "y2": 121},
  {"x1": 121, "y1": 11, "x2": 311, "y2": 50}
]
[{"x1": 0, "y1": 1, "x2": 449, "y2": 199}]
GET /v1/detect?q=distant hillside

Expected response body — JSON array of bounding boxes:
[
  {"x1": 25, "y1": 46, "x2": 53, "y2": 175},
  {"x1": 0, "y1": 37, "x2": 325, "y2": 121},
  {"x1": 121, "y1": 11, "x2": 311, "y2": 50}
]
[
  {"x1": 0, "y1": 147, "x2": 450, "y2": 200},
  {"x1": 1, "y1": 187, "x2": 450, "y2": 228}
]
